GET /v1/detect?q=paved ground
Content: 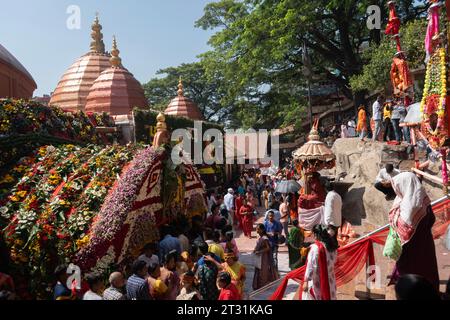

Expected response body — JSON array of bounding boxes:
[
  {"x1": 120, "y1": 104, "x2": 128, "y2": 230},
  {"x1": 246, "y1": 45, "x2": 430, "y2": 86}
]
[{"x1": 234, "y1": 206, "x2": 450, "y2": 300}]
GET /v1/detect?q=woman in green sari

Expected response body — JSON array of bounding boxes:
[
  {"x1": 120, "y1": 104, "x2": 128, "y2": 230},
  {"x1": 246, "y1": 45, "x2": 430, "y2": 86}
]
[{"x1": 287, "y1": 220, "x2": 305, "y2": 270}]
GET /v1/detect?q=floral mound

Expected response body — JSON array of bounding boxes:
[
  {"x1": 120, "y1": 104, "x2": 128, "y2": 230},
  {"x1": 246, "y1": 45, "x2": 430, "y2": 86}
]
[
  {"x1": 0, "y1": 144, "x2": 207, "y2": 299},
  {"x1": 0, "y1": 99, "x2": 118, "y2": 168}
]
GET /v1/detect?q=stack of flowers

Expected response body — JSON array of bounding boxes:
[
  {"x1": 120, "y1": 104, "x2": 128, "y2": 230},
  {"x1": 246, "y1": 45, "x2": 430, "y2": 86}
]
[
  {"x1": 0, "y1": 99, "x2": 119, "y2": 167},
  {"x1": 0, "y1": 144, "x2": 140, "y2": 297}
]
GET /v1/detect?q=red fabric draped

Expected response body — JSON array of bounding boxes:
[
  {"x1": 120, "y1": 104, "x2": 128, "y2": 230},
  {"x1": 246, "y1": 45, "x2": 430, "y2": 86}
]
[
  {"x1": 316, "y1": 241, "x2": 331, "y2": 300},
  {"x1": 270, "y1": 227, "x2": 389, "y2": 300}
]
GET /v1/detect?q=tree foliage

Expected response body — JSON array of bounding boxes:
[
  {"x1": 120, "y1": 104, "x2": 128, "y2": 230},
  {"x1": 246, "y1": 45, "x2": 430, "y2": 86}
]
[
  {"x1": 349, "y1": 19, "x2": 427, "y2": 93},
  {"x1": 144, "y1": 0, "x2": 428, "y2": 130}
]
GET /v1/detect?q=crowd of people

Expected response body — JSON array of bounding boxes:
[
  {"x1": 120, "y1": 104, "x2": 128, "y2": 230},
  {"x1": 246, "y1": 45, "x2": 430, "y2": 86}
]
[
  {"x1": 352, "y1": 95, "x2": 411, "y2": 144},
  {"x1": 1, "y1": 167, "x2": 449, "y2": 301}
]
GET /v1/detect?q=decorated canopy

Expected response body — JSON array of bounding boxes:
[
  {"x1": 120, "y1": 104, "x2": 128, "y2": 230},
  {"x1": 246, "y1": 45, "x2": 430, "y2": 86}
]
[{"x1": 292, "y1": 120, "x2": 336, "y2": 173}]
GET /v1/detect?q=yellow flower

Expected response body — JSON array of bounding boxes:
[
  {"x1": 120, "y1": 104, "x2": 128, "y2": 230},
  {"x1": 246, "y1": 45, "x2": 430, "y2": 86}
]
[
  {"x1": 76, "y1": 235, "x2": 90, "y2": 249},
  {"x1": 15, "y1": 190, "x2": 27, "y2": 198}
]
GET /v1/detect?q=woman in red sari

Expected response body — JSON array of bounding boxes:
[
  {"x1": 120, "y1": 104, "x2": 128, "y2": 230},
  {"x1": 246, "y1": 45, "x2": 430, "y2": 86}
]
[{"x1": 239, "y1": 200, "x2": 254, "y2": 238}]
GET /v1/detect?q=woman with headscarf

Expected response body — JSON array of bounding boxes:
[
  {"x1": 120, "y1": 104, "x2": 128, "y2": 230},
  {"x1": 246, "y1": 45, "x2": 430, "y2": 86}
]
[
  {"x1": 387, "y1": 172, "x2": 439, "y2": 291},
  {"x1": 301, "y1": 224, "x2": 338, "y2": 300},
  {"x1": 356, "y1": 105, "x2": 367, "y2": 141}
]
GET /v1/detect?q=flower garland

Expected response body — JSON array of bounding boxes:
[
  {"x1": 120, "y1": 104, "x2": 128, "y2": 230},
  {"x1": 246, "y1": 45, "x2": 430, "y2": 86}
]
[{"x1": 420, "y1": 47, "x2": 447, "y2": 137}]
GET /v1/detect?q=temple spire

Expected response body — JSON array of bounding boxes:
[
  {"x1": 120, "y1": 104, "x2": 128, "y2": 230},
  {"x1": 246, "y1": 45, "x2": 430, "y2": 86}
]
[
  {"x1": 110, "y1": 36, "x2": 122, "y2": 68},
  {"x1": 177, "y1": 76, "x2": 184, "y2": 96},
  {"x1": 90, "y1": 13, "x2": 106, "y2": 54}
]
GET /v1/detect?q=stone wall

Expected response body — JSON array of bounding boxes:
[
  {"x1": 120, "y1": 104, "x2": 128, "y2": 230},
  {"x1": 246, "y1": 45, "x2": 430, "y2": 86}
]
[{"x1": 328, "y1": 138, "x2": 444, "y2": 227}]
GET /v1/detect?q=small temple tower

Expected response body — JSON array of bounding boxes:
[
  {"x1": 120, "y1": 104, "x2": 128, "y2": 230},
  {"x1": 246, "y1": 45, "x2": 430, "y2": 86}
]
[
  {"x1": 49, "y1": 14, "x2": 111, "y2": 112},
  {"x1": 164, "y1": 78, "x2": 204, "y2": 121},
  {"x1": 84, "y1": 36, "x2": 149, "y2": 115}
]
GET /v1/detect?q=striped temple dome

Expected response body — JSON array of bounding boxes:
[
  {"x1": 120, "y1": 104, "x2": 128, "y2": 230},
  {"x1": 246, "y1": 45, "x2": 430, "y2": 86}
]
[
  {"x1": 49, "y1": 15, "x2": 110, "y2": 112},
  {"x1": 85, "y1": 36, "x2": 148, "y2": 116},
  {"x1": 164, "y1": 78, "x2": 204, "y2": 121}
]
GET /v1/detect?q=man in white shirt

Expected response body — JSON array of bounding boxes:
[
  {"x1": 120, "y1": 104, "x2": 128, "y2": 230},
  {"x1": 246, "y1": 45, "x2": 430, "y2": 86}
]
[
  {"x1": 223, "y1": 188, "x2": 235, "y2": 219},
  {"x1": 138, "y1": 243, "x2": 160, "y2": 267},
  {"x1": 374, "y1": 163, "x2": 400, "y2": 200},
  {"x1": 323, "y1": 182, "x2": 342, "y2": 240},
  {"x1": 372, "y1": 95, "x2": 384, "y2": 142}
]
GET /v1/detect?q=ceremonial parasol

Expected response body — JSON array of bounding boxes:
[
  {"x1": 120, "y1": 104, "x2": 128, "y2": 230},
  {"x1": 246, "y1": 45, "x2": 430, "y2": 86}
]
[
  {"x1": 275, "y1": 180, "x2": 301, "y2": 194},
  {"x1": 292, "y1": 119, "x2": 336, "y2": 173}
]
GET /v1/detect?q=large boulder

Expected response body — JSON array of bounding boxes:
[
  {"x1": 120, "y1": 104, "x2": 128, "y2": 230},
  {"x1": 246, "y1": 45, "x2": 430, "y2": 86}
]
[{"x1": 329, "y1": 138, "x2": 444, "y2": 226}]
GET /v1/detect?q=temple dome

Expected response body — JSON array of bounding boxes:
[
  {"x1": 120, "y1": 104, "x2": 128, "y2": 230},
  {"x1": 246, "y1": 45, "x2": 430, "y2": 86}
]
[
  {"x1": 0, "y1": 43, "x2": 37, "y2": 99},
  {"x1": 164, "y1": 79, "x2": 204, "y2": 121},
  {"x1": 49, "y1": 15, "x2": 110, "y2": 112},
  {"x1": 85, "y1": 37, "x2": 148, "y2": 116}
]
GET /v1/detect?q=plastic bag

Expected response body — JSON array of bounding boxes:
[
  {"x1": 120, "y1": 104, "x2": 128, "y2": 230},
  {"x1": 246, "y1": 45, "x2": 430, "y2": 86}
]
[{"x1": 383, "y1": 227, "x2": 402, "y2": 261}]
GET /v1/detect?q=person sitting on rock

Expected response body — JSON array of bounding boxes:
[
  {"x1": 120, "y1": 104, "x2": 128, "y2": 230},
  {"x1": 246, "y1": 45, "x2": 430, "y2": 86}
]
[{"x1": 374, "y1": 163, "x2": 400, "y2": 200}]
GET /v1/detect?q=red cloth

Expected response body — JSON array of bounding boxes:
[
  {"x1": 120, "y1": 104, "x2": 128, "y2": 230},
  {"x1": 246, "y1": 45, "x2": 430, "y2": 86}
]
[
  {"x1": 239, "y1": 205, "x2": 254, "y2": 237},
  {"x1": 218, "y1": 283, "x2": 241, "y2": 300},
  {"x1": 270, "y1": 227, "x2": 389, "y2": 300},
  {"x1": 316, "y1": 241, "x2": 331, "y2": 300}
]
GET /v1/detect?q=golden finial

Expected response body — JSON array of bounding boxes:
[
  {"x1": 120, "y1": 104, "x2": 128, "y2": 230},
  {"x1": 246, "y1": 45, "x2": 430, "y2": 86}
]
[
  {"x1": 177, "y1": 76, "x2": 184, "y2": 96},
  {"x1": 156, "y1": 112, "x2": 167, "y2": 131},
  {"x1": 90, "y1": 14, "x2": 105, "y2": 53},
  {"x1": 153, "y1": 112, "x2": 169, "y2": 148},
  {"x1": 110, "y1": 35, "x2": 122, "y2": 68}
]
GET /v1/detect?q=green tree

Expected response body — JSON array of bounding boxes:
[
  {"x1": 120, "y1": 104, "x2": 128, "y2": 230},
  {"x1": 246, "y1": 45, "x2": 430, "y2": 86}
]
[{"x1": 196, "y1": 0, "x2": 428, "y2": 128}]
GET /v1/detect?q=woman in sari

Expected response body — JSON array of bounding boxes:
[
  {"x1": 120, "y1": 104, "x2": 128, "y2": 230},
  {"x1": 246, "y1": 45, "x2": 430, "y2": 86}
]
[
  {"x1": 388, "y1": 172, "x2": 439, "y2": 291},
  {"x1": 301, "y1": 224, "x2": 338, "y2": 300},
  {"x1": 205, "y1": 251, "x2": 246, "y2": 298},
  {"x1": 239, "y1": 200, "x2": 254, "y2": 238},
  {"x1": 252, "y1": 224, "x2": 278, "y2": 290},
  {"x1": 356, "y1": 105, "x2": 367, "y2": 141},
  {"x1": 287, "y1": 220, "x2": 305, "y2": 270}
]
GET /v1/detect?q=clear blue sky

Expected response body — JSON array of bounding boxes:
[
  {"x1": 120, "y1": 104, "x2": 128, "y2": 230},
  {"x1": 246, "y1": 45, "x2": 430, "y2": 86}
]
[{"x1": 0, "y1": 0, "x2": 215, "y2": 96}]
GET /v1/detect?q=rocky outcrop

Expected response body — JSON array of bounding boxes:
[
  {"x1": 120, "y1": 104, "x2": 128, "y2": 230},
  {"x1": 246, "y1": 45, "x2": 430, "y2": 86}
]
[{"x1": 328, "y1": 138, "x2": 444, "y2": 226}]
